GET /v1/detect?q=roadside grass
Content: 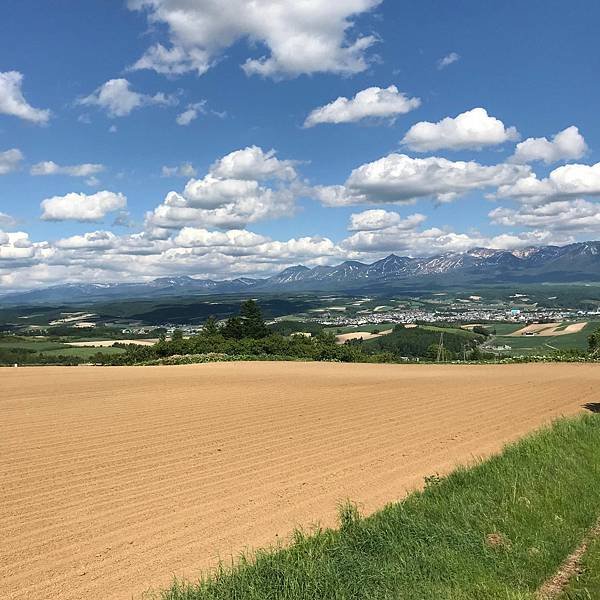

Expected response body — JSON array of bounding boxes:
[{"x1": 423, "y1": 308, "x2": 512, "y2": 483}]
[
  {"x1": 559, "y1": 536, "x2": 600, "y2": 599},
  {"x1": 156, "y1": 414, "x2": 600, "y2": 600}
]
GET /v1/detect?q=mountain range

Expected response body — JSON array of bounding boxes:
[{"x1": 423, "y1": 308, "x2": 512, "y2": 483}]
[{"x1": 2, "y1": 241, "x2": 600, "y2": 305}]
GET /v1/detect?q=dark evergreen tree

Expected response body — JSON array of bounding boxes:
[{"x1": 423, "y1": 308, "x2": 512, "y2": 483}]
[
  {"x1": 202, "y1": 316, "x2": 220, "y2": 336},
  {"x1": 239, "y1": 299, "x2": 269, "y2": 339},
  {"x1": 222, "y1": 316, "x2": 245, "y2": 340}
]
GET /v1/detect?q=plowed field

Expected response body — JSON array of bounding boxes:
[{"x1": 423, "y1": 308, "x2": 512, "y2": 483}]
[{"x1": 1, "y1": 362, "x2": 597, "y2": 600}]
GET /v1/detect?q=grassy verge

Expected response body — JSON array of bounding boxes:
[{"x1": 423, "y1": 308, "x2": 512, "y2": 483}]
[
  {"x1": 559, "y1": 535, "x2": 600, "y2": 599},
  {"x1": 156, "y1": 414, "x2": 600, "y2": 600}
]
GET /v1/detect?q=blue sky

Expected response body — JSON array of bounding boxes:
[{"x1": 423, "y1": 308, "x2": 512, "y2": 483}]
[{"x1": 1, "y1": 0, "x2": 599, "y2": 289}]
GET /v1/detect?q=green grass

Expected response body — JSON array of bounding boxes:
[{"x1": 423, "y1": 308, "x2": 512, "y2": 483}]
[
  {"x1": 156, "y1": 414, "x2": 600, "y2": 600},
  {"x1": 420, "y1": 324, "x2": 476, "y2": 337},
  {"x1": 43, "y1": 346, "x2": 125, "y2": 358},
  {"x1": 0, "y1": 336, "x2": 68, "y2": 351},
  {"x1": 490, "y1": 323, "x2": 524, "y2": 335},
  {"x1": 559, "y1": 536, "x2": 600, "y2": 599}
]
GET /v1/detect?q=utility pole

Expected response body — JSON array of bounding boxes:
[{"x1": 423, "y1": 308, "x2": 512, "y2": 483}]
[{"x1": 436, "y1": 331, "x2": 444, "y2": 362}]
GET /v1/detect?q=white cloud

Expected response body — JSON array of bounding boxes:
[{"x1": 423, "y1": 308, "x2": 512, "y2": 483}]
[
  {"x1": 174, "y1": 227, "x2": 269, "y2": 249},
  {"x1": 0, "y1": 71, "x2": 51, "y2": 124},
  {"x1": 490, "y1": 199, "x2": 600, "y2": 233},
  {"x1": 30, "y1": 161, "x2": 105, "y2": 177},
  {"x1": 40, "y1": 190, "x2": 127, "y2": 222},
  {"x1": 496, "y1": 161, "x2": 600, "y2": 202},
  {"x1": 341, "y1": 213, "x2": 571, "y2": 256},
  {"x1": 0, "y1": 212, "x2": 17, "y2": 228},
  {"x1": 401, "y1": 107, "x2": 519, "y2": 152},
  {"x1": 348, "y1": 209, "x2": 426, "y2": 231},
  {"x1": 0, "y1": 148, "x2": 24, "y2": 174},
  {"x1": 55, "y1": 230, "x2": 119, "y2": 250},
  {"x1": 148, "y1": 186, "x2": 295, "y2": 230},
  {"x1": 176, "y1": 101, "x2": 206, "y2": 125},
  {"x1": 509, "y1": 126, "x2": 587, "y2": 164},
  {"x1": 147, "y1": 146, "x2": 300, "y2": 230},
  {"x1": 78, "y1": 78, "x2": 178, "y2": 117},
  {"x1": 162, "y1": 162, "x2": 197, "y2": 177},
  {"x1": 0, "y1": 232, "x2": 37, "y2": 263},
  {"x1": 127, "y1": 0, "x2": 382, "y2": 78},
  {"x1": 437, "y1": 52, "x2": 460, "y2": 70},
  {"x1": 315, "y1": 153, "x2": 530, "y2": 206},
  {"x1": 304, "y1": 86, "x2": 420, "y2": 127},
  {"x1": 210, "y1": 146, "x2": 297, "y2": 181}
]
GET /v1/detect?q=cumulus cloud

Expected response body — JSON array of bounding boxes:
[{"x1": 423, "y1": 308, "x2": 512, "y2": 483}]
[
  {"x1": 304, "y1": 86, "x2": 420, "y2": 127},
  {"x1": 0, "y1": 71, "x2": 51, "y2": 124},
  {"x1": 348, "y1": 209, "x2": 426, "y2": 231},
  {"x1": 496, "y1": 161, "x2": 600, "y2": 202},
  {"x1": 210, "y1": 145, "x2": 298, "y2": 181},
  {"x1": 78, "y1": 78, "x2": 178, "y2": 117},
  {"x1": 509, "y1": 126, "x2": 587, "y2": 164},
  {"x1": 55, "y1": 230, "x2": 119, "y2": 250},
  {"x1": 341, "y1": 211, "x2": 570, "y2": 256},
  {"x1": 148, "y1": 187, "x2": 295, "y2": 230},
  {"x1": 127, "y1": 0, "x2": 382, "y2": 78},
  {"x1": 0, "y1": 231, "x2": 38, "y2": 264},
  {"x1": 147, "y1": 146, "x2": 300, "y2": 230},
  {"x1": 40, "y1": 190, "x2": 127, "y2": 222},
  {"x1": 401, "y1": 107, "x2": 519, "y2": 152},
  {"x1": 174, "y1": 227, "x2": 269, "y2": 249},
  {"x1": 30, "y1": 161, "x2": 105, "y2": 177},
  {"x1": 437, "y1": 52, "x2": 460, "y2": 70},
  {"x1": 176, "y1": 101, "x2": 206, "y2": 125},
  {"x1": 0, "y1": 148, "x2": 24, "y2": 174},
  {"x1": 162, "y1": 162, "x2": 197, "y2": 177},
  {"x1": 490, "y1": 199, "x2": 600, "y2": 233},
  {"x1": 315, "y1": 153, "x2": 530, "y2": 206}
]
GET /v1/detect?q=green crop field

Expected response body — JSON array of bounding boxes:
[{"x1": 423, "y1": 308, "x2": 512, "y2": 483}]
[
  {"x1": 493, "y1": 321, "x2": 600, "y2": 355},
  {"x1": 156, "y1": 414, "x2": 600, "y2": 600},
  {"x1": 487, "y1": 323, "x2": 523, "y2": 335},
  {"x1": 43, "y1": 346, "x2": 126, "y2": 358},
  {"x1": 0, "y1": 337, "x2": 67, "y2": 351},
  {"x1": 0, "y1": 335, "x2": 126, "y2": 364}
]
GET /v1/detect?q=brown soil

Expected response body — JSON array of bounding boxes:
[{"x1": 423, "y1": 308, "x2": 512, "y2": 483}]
[
  {"x1": 510, "y1": 322, "x2": 587, "y2": 337},
  {"x1": 1, "y1": 362, "x2": 597, "y2": 600}
]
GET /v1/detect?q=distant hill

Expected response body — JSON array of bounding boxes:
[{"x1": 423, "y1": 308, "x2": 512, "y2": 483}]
[{"x1": 2, "y1": 241, "x2": 600, "y2": 305}]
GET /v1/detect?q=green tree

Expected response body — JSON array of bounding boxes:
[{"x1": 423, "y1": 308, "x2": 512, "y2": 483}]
[
  {"x1": 472, "y1": 326, "x2": 489, "y2": 337},
  {"x1": 239, "y1": 299, "x2": 269, "y2": 339},
  {"x1": 588, "y1": 327, "x2": 600, "y2": 356},
  {"x1": 202, "y1": 316, "x2": 220, "y2": 336},
  {"x1": 222, "y1": 316, "x2": 245, "y2": 340}
]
